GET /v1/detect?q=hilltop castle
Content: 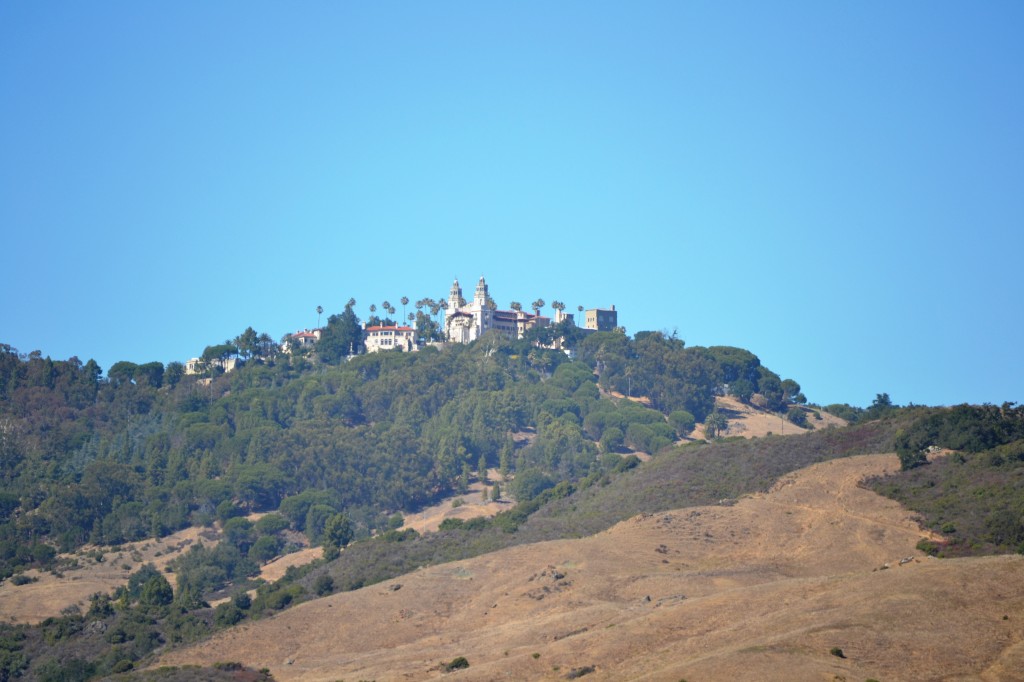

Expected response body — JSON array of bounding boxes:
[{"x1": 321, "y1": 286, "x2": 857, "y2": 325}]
[{"x1": 444, "y1": 276, "x2": 617, "y2": 344}]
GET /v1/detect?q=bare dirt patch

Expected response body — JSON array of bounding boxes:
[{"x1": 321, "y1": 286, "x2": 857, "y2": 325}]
[
  {"x1": 257, "y1": 547, "x2": 324, "y2": 584},
  {"x1": 154, "y1": 453, "x2": 1024, "y2": 681},
  {"x1": 401, "y1": 469, "x2": 509, "y2": 534}
]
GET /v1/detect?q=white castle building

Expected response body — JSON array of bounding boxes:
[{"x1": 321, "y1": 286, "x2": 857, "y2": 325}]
[{"x1": 444, "y1": 276, "x2": 548, "y2": 343}]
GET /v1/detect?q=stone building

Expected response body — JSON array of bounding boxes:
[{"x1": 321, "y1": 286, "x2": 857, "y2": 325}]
[{"x1": 444, "y1": 276, "x2": 547, "y2": 343}]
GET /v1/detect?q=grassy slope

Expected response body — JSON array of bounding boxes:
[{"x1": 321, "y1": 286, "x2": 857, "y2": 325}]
[{"x1": 307, "y1": 417, "x2": 904, "y2": 595}]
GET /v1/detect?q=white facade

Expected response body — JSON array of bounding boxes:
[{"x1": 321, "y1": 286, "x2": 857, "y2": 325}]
[
  {"x1": 444, "y1": 276, "x2": 547, "y2": 343},
  {"x1": 184, "y1": 356, "x2": 241, "y2": 375},
  {"x1": 364, "y1": 325, "x2": 416, "y2": 353},
  {"x1": 280, "y1": 328, "x2": 322, "y2": 354}
]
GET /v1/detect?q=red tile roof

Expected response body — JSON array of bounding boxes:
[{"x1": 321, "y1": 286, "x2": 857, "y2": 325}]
[{"x1": 365, "y1": 326, "x2": 415, "y2": 332}]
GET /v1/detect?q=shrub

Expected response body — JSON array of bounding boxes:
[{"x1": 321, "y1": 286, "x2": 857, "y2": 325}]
[
  {"x1": 829, "y1": 647, "x2": 845, "y2": 658},
  {"x1": 213, "y1": 603, "x2": 243, "y2": 627},
  {"x1": 250, "y1": 535, "x2": 282, "y2": 563},
  {"x1": 439, "y1": 518, "x2": 466, "y2": 531},
  {"x1": 232, "y1": 591, "x2": 252, "y2": 610},
  {"x1": 787, "y1": 407, "x2": 808, "y2": 428},
  {"x1": 254, "y1": 513, "x2": 289, "y2": 535},
  {"x1": 313, "y1": 574, "x2": 335, "y2": 596},
  {"x1": 445, "y1": 656, "x2": 469, "y2": 671},
  {"x1": 110, "y1": 659, "x2": 134, "y2": 673},
  {"x1": 512, "y1": 469, "x2": 555, "y2": 502}
]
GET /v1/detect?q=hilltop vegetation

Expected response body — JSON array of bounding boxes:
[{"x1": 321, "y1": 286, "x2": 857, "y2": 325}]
[
  {"x1": 0, "y1": 326, "x2": 800, "y2": 585},
  {"x1": 867, "y1": 402, "x2": 1024, "y2": 556},
  {"x1": 0, "y1": 323, "x2": 808, "y2": 680}
]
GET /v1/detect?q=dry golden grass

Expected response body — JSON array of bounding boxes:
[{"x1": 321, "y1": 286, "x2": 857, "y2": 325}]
[
  {"x1": 154, "y1": 453, "x2": 1024, "y2": 681},
  {"x1": 401, "y1": 469, "x2": 509, "y2": 534},
  {"x1": 691, "y1": 395, "x2": 847, "y2": 441},
  {"x1": 0, "y1": 525, "x2": 219, "y2": 624}
]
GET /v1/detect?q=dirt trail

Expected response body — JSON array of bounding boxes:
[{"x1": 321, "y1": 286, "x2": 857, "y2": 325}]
[{"x1": 154, "y1": 453, "x2": 1024, "y2": 681}]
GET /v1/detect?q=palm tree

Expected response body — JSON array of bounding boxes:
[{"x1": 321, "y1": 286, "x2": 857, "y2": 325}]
[
  {"x1": 347, "y1": 298, "x2": 356, "y2": 308},
  {"x1": 510, "y1": 301, "x2": 522, "y2": 313},
  {"x1": 369, "y1": 304, "x2": 377, "y2": 323},
  {"x1": 439, "y1": 299, "x2": 449, "y2": 330},
  {"x1": 401, "y1": 296, "x2": 409, "y2": 322},
  {"x1": 531, "y1": 299, "x2": 545, "y2": 317},
  {"x1": 704, "y1": 410, "x2": 728, "y2": 439},
  {"x1": 316, "y1": 305, "x2": 323, "y2": 329}
]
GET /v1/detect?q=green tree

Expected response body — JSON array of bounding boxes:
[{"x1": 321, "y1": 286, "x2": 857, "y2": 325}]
[
  {"x1": 600, "y1": 426, "x2": 624, "y2": 453},
  {"x1": 757, "y1": 374, "x2": 785, "y2": 412},
  {"x1": 107, "y1": 361, "x2": 137, "y2": 386},
  {"x1": 668, "y1": 410, "x2": 696, "y2": 437},
  {"x1": 704, "y1": 410, "x2": 728, "y2": 439},
  {"x1": 305, "y1": 504, "x2": 337, "y2": 544},
  {"x1": 235, "y1": 327, "x2": 259, "y2": 360},
  {"x1": 787, "y1": 406, "x2": 809, "y2": 428},
  {"x1": 512, "y1": 468, "x2": 554, "y2": 502},
  {"x1": 317, "y1": 302, "x2": 364, "y2": 363},
  {"x1": 249, "y1": 534, "x2": 282, "y2": 563},
  {"x1": 316, "y1": 305, "x2": 323, "y2": 329},
  {"x1": 222, "y1": 517, "x2": 255, "y2": 554},
  {"x1": 139, "y1": 574, "x2": 173, "y2": 607},
  {"x1": 730, "y1": 378, "x2": 755, "y2": 403},
  {"x1": 164, "y1": 361, "x2": 185, "y2": 387},
  {"x1": 499, "y1": 438, "x2": 513, "y2": 481},
  {"x1": 322, "y1": 512, "x2": 353, "y2": 549},
  {"x1": 781, "y1": 379, "x2": 801, "y2": 404},
  {"x1": 133, "y1": 361, "x2": 164, "y2": 388},
  {"x1": 478, "y1": 453, "x2": 488, "y2": 483}
]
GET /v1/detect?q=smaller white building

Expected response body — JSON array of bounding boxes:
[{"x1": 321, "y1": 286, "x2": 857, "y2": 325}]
[
  {"x1": 184, "y1": 356, "x2": 241, "y2": 375},
  {"x1": 364, "y1": 325, "x2": 416, "y2": 353},
  {"x1": 281, "y1": 328, "x2": 322, "y2": 354}
]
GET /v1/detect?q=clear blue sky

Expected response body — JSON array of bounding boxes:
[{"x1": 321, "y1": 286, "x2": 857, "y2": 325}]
[{"x1": 2, "y1": 2, "x2": 1021, "y2": 408}]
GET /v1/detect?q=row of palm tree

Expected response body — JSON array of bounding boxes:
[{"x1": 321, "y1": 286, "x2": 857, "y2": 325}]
[{"x1": 314, "y1": 294, "x2": 590, "y2": 336}]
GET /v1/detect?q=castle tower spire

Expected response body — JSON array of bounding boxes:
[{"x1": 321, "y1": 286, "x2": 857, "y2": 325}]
[
  {"x1": 449, "y1": 278, "x2": 463, "y2": 311},
  {"x1": 474, "y1": 275, "x2": 488, "y2": 306}
]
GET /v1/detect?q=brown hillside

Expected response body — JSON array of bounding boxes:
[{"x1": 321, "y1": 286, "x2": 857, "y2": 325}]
[
  {"x1": 0, "y1": 525, "x2": 220, "y2": 625},
  {"x1": 691, "y1": 395, "x2": 847, "y2": 441},
  {"x1": 153, "y1": 454, "x2": 1024, "y2": 681}
]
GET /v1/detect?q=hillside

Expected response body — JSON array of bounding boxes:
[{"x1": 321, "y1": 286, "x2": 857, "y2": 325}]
[
  {"x1": 4, "y1": 335, "x2": 1016, "y2": 681},
  {"x1": 154, "y1": 453, "x2": 1024, "y2": 681}
]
